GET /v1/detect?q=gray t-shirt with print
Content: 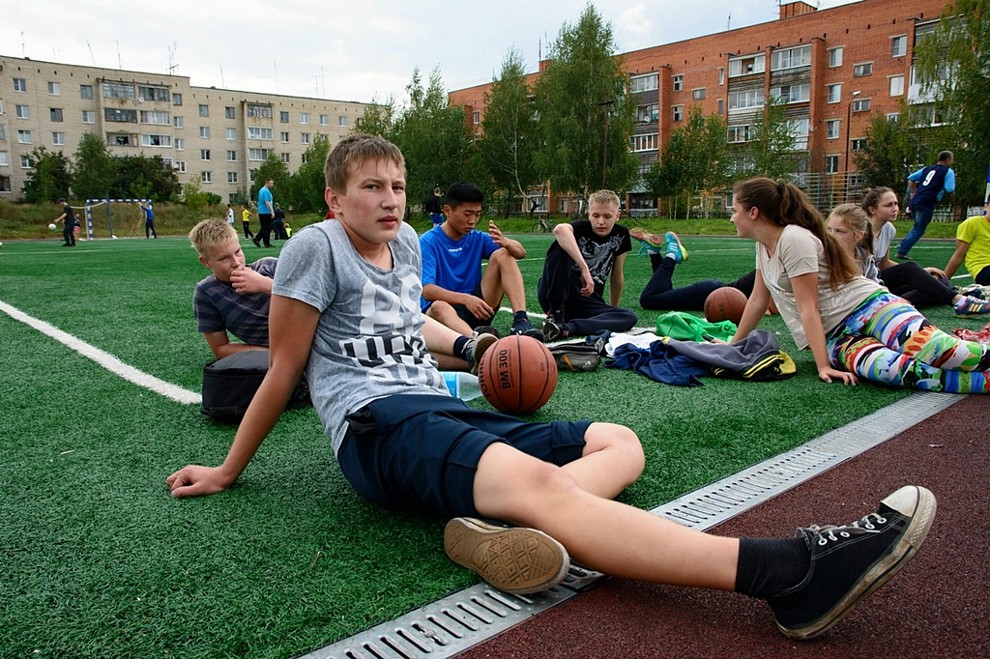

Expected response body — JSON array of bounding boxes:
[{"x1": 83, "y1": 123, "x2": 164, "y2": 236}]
[{"x1": 272, "y1": 221, "x2": 447, "y2": 453}]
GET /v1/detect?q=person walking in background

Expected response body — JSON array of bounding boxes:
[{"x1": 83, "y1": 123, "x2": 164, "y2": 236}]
[
  {"x1": 226, "y1": 204, "x2": 235, "y2": 227},
  {"x1": 896, "y1": 151, "x2": 955, "y2": 260},
  {"x1": 254, "y1": 178, "x2": 275, "y2": 248},
  {"x1": 241, "y1": 206, "x2": 254, "y2": 240},
  {"x1": 138, "y1": 200, "x2": 157, "y2": 239},
  {"x1": 425, "y1": 186, "x2": 444, "y2": 227},
  {"x1": 272, "y1": 203, "x2": 287, "y2": 240},
  {"x1": 54, "y1": 197, "x2": 77, "y2": 247}
]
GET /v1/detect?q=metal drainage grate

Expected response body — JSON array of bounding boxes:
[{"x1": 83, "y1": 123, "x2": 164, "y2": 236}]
[{"x1": 303, "y1": 392, "x2": 963, "y2": 659}]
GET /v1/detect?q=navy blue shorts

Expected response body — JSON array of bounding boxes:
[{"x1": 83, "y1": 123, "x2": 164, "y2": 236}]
[{"x1": 338, "y1": 394, "x2": 591, "y2": 517}]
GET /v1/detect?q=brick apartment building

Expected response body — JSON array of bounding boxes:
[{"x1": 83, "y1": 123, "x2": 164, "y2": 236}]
[
  {"x1": 0, "y1": 56, "x2": 368, "y2": 202},
  {"x1": 448, "y1": 0, "x2": 950, "y2": 215}
]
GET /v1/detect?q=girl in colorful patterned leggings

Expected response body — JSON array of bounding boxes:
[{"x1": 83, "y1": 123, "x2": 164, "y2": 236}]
[{"x1": 728, "y1": 176, "x2": 990, "y2": 394}]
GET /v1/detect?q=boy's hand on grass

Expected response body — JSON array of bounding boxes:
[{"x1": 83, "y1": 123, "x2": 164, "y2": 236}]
[
  {"x1": 166, "y1": 465, "x2": 232, "y2": 498},
  {"x1": 818, "y1": 366, "x2": 857, "y2": 386}
]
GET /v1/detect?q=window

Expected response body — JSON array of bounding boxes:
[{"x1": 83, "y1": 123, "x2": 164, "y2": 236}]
[
  {"x1": 338, "y1": 115, "x2": 348, "y2": 127},
  {"x1": 0, "y1": 99, "x2": 4, "y2": 114},
  {"x1": 201, "y1": 171, "x2": 212, "y2": 183},
  {"x1": 637, "y1": 104, "x2": 659, "y2": 123},
  {"x1": 18, "y1": 130, "x2": 32, "y2": 144},
  {"x1": 105, "y1": 108, "x2": 138, "y2": 123},
  {"x1": 21, "y1": 154, "x2": 33, "y2": 168},
  {"x1": 172, "y1": 93, "x2": 183, "y2": 106},
  {"x1": 225, "y1": 106, "x2": 235, "y2": 119},
  {"x1": 138, "y1": 85, "x2": 169, "y2": 102},
  {"x1": 853, "y1": 62, "x2": 873, "y2": 77},
  {"x1": 15, "y1": 105, "x2": 30, "y2": 120},
  {"x1": 198, "y1": 104, "x2": 209, "y2": 117},
  {"x1": 672, "y1": 105, "x2": 683, "y2": 122},
  {"x1": 140, "y1": 110, "x2": 170, "y2": 125},
  {"x1": 728, "y1": 89, "x2": 765, "y2": 111},
  {"x1": 0, "y1": 175, "x2": 10, "y2": 192},
  {"x1": 174, "y1": 160, "x2": 186, "y2": 172},
  {"x1": 280, "y1": 131, "x2": 289, "y2": 143},
  {"x1": 320, "y1": 114, "x2": 329, "y2": 126},
  {"x1": 103, "y1": 82, "x2": 135, "y2": 99},
  {"x1": 50, "y1": 108, "x2": 64, "y2": 122},
  {"x1": 0, "y1": 151, "x2": 7, "y2": 166},
  {"x1": 228, "y1": 171, "x2": 238, "y2": 183},
  {"x1": 889, "y1": 75, "x2": 905, "y2": 97},
  {"x1": 300, "y1": 112, "x2": 310, "y2": 124},
  {"x1": 728, "y1": 53, "x2": 765, "y2": 77},
  {"x1": 226, "y1": 128, "x2": 236, "y2": 140},
  {"x1": 785, "y1": 118, "x2": 810, "y2": 150},
  {"x1": 200, "y1": 149, "x2": 211, "y2": 160},
  {"x1": 301, "y1": 153, "x2": 308, "y2": 164},
  {"x1": 718, "y1": 68, "x2": 725, "y2": 85},
  {"x1": 717, "y1": 99, "x2": 724, "y2": 115},
  {"x1": 279, "y1": 111, "x2": 289, "y2": 123},
  {"x1": 13, "y1": 78, "x2": 27, "y2": 93},
  {"x1": 852, "y1": 98, "x2": 871, "y2": 112},
  {"x1": 47, "y1": 81, "x2": 61, "y2": 96},
  {"x1": 629, "y1": 73, "x2": 658, "y2": 93},
  {"x1": 248, "y1": 126, "x2": 273, "y2": 140},
  {"x1": 771, "y1": 45, "x2": 811, "y2": 71},
  {"x1": 472, "y1": 111, "x2": 480, "y2": 125},
  {"x1": 200, "y1": 127, "x2": 210, "y2": 138},
  {"x1": 0, "y1": 124, "x2": 5, "y2": 140},
  {"x1": 247, "y1": 104, "x2": 272, "y2": 119},
  {"x1": 692, "y1": 88, "x2": 706, "y2": 101},
  {"x1": 176, "y1": 138, "x2": 185, "y2": 150},
  {"x1": 226, "y1": 150, "x2": 237, "y2": 161},
  {"x1": 82, "y1": 110, "x2": 96, "y2": 124},
  {"x1": 108, "y1": 133, "x2": 135, "y2": 147},
  {"x1": 672, "y1": 75, "x2": 683, "y2": 92},
  {"x1": 249, "y1": 169, "x2": 258, "y2": 182},
  {"x1": 770, "y1": 83, "x2": 810, "y2": 104},
  {"x1": 827, "y1": 84, "x2": 842, "y2": 104},
  {"x1": 173, "y1": 116, "x2": 184, "y2": 128},
  {"x1": 828, "y1": 47, "x2": 844, "y2": 68},
  {"x1": 249, "y1": 148, "x2": 271, "y2": 161},
  {"x1": 281, "y1": 152, "x2": 290, "y2": 164},
  {"x1": 826, "y1": 119, "x2": 840, "y2": 139},
  {"x1": 851, "y1": 138, "x2": 868, "y2": 151},
  {"x1": 141, "y1": 134, "x2": 172, "y2": 147},
  {"x1": 825, "y1": 155, "x2": 839, "y2": 174},
  {"x1": 630, "y1": 133, "x2": 658, "y2": 152},
  {"x1": 892, "y1": 35, "x2": 907, "y2": 57},
  {"x1": 52, "y1": 132, "x2": 66, "y2": 146},
  {"x1": 301, "y1": 132, "x2": 310, "y2": 145},
  {"x1": 726, "y1": 125, "x2": 751, "y2": 143}
]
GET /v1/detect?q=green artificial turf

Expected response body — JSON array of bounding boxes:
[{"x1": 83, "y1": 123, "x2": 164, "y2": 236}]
[{"x1": 0, "y1": 230, "x2": 972, "y2": 657}]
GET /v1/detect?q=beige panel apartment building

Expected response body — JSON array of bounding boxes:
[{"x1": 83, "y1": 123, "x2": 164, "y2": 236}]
[{"x1": 0, "y1": 55, "x2": 367, "y2": 201}]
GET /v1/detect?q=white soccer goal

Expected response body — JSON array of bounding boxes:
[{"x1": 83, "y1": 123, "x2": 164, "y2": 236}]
[{"x1": 83, "y1": 198, "x2": 152, "y2": 240}]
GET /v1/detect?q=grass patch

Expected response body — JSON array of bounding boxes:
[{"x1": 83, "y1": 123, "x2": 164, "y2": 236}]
[{"x1": 0, "y1": 228, "x2": 971, "y2": 657}]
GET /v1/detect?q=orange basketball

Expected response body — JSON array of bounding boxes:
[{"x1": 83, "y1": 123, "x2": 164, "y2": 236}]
[
  {"x1": 477, "y1": 335, "x2": 558, "y2": 415},
  {"x1": 704, "y1": 287, "x2": 748, "y2": 324}
]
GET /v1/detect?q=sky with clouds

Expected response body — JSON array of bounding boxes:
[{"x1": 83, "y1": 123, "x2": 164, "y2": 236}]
[{"x1": 4, "y1": 0, "x2": 859, "y2": 103}]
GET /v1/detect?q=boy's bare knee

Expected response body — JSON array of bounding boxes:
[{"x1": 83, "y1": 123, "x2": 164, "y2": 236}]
[{"x1": 586, "y1": 422, "x2": 645, "y2": 476}]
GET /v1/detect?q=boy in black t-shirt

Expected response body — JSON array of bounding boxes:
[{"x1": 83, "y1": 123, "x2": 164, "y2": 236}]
[
  {"x1": 54, "y1": 198, "x2": 77, "y2": 246},
  {"x1": 537, "y1": 189, "x2": 638, "y2": 340}
]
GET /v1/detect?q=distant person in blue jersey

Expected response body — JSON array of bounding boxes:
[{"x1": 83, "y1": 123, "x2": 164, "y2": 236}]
[
  {"x1": 254, "y1": 178, "x2": 275, "y2": 248},
  {"x1": 896, "y1": 150, "x2": 955, "y2": 260},
  {"x1": 137, "y1": 200, "x2": 157, "y2": 239}
]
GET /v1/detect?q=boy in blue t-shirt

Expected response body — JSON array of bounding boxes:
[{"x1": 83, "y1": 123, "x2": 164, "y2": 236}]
[
  {"x1": 419, "y1": 182, "x2": 543, "y2": 340},
  {"x1": 167, "y1": 135, "x2": 937, "y2": 641}
]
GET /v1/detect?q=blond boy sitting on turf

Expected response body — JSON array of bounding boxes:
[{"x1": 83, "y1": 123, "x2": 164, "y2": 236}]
[{"x1": 168, "y1": 134, "x2": 936, "y2": 641}]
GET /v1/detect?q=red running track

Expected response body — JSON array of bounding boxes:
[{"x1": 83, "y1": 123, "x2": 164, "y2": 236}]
[{"x1": 459, "y1": 395, "x2": 989, "y2": 658}]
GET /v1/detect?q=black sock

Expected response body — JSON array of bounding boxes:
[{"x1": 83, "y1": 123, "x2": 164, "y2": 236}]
[
  {"x1": 735, "y1": 537, "x2": 810, "y2": 599},
  {"x1": 513, "y1": 310, "x2": 528, "y2": 325},
  {"x1": 454, "y1": 336, "x2": 470, "y2": 362}
]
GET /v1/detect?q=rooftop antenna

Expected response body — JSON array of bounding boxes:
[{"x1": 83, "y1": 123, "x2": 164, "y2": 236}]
[
  {"x1": 167, "y1": 42, "x2": 178, "y2": 74},
  {"x1": 21, "y1": 31, "x2": 25, "y2": 58},
  {"x1": 274, "y1": 61, "x2": 279, "y2": 93},
  {"x1": 116, "y1": 40, "x2": 122, "y2": 69},
  {"x1": 321, "y1": 65, "x2": 326, "y2": 98},
  {"x1": 86, "y1": 40, "x2": 96, "y2": 65},
  {"x1": 727, "y1": 13, "x2": 731, "y2": 31},
  {"x1": 220, "y1": 65, "x2": 225, "y2": 88}
]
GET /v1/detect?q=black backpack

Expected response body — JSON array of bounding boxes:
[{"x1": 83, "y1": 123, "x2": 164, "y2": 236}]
[{"x1": 201, "y1": 350, "x2": 310, "y2": 423}]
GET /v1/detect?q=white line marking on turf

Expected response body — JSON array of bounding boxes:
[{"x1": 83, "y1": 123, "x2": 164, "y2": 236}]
[{"x1": 0, "y1": 299, "x2": 200, "y2": 405}]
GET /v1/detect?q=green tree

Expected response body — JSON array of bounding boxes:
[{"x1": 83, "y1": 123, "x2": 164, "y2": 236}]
[
  {"x1": 22, "y1": 147, "x2": 73, "y2": 203},
  {"x1": 390, "y1": 67, "x2": 479, "y2": 211},
  {"x1": 741, "y1": 96, "x2": 798, "y2": 180},
  {"x1": 854, "y1": 111, "x2": 917, "y2": 190},
  {"x1": 182, "y1": 175, "x2": 211, "y2": 211},
  {"x1": 643, "y1": 107, "x2": 728, "y2": 217},
  {"x1": 479, "y1": 49, "x2": 542, "y2": 211},
  {"x1": 289, "y1": 134, "x2": 332, "y2": 212},
  {"x1": 111, "y1": 154, "x2": 182, "y2": 201},
  {"x1": 72, "y1": 133, "x2": 115, "y2": 200},
  {"x1": 354, "y1": 96, "x2": 397, "y2": 138},
  {"x1": 913, "y1": 0, "x2": 990, "y2": 207},
  {"x1": 533, "y1": 4, "x2": 638, "y2": 197},
  {"x1": 249, "y1": 155, "x2": 291, "y2": 204}
]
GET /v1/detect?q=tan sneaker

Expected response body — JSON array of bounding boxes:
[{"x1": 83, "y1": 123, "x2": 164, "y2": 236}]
[{"x1": 444, "y1": 517, "x2": 570, "y2": 594}]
